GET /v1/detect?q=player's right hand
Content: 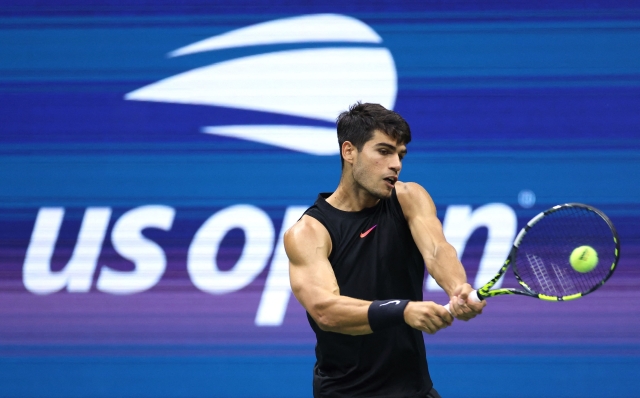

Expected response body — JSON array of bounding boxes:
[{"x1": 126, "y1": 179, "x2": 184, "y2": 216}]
[{"x1": 402, "y1": 301, "x2": 453, "y2": 334}]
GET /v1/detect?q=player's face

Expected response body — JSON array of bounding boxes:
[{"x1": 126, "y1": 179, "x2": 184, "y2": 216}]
[{"x1": 351, "y1": 130, "x2": 406, "y2": 199}]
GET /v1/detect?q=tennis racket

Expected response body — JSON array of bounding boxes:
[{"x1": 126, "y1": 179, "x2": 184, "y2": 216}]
[{"x1": 444, "y1": 203, "x2": 620, "y2": 311}]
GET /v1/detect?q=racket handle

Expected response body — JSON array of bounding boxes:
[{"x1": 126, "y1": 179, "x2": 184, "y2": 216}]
[{"x1": 443, "y1": 290, "x2": 481, "y2": 314}]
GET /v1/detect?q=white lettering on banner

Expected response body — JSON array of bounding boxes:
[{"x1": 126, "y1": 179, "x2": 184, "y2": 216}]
[
  {"x1": 255, "y1": 206, "x2": 307, "y2": 326},
  {"x1": 96, "y1": 205, "x2": 175, "y2": 294},
  {"x1": 23, "y1": 207, "x2": 111, "y2": 294},
  {"x1": 21, "y1": 203, "x2": 518, "y2": 323},
  {"x1": 187, "y1": 205, "x2": 275, "y2": 294},
  {"x1": 426, "y1": 203, "x2": 516, "y2": 291}
]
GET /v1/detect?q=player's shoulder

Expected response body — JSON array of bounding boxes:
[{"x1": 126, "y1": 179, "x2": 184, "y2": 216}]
[
  {"x1": 395, "y1": 181, "x2": 433, "y2": 202},
  {"x1": 284, "y1": 214, "x2": 331, "y2": 253},
  {"x1": 395, "y1": 181, "x2": 436, "y2": 217}
]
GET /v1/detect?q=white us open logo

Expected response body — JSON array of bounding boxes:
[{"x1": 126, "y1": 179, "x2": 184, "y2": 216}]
[
  {"x1": 23, "y1": 203, "x2": 516, "y2": 326},
  {"x1": 124, "y1": 14, "x2": 398, "y2": 155}
]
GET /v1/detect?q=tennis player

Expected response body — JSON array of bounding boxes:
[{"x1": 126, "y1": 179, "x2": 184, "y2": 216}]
[{"x1": 285, "y1": 103, "x2": 485, "y2": 397}]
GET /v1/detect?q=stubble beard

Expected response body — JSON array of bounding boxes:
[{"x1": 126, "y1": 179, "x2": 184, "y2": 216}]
[{"x1": 351, "y1": 162, "x2": 391, "y2": 201}]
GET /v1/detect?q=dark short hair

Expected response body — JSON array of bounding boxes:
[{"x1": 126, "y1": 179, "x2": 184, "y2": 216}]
[{"x1": 336, "y1": 102, "x2": 411, "y2": 165}]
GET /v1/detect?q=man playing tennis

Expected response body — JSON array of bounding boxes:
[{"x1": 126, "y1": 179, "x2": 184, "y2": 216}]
[{"x1": 285, "y1": 103, "x2": 486, "y2": 398}]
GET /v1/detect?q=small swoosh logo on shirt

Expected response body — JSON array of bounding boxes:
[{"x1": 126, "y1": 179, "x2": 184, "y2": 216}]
[
  {"x1": 380, "y1": 300, "x2": 400, "y2": 306},
  {"x1": 360, "y1": 224, "x2": 377, "y2": 238}
]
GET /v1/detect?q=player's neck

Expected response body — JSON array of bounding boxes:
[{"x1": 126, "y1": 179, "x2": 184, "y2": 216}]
[{"x1": 326, "y1": 177, "x2": 380, "y2": 212}]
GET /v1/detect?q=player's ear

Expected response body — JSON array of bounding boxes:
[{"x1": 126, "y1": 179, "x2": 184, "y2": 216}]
[{"x1": 342, "y1": 141, "x2": 356, "y2": 165}]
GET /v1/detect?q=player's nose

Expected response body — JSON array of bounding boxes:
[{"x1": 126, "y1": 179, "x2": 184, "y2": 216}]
[{"x1": 389, "y1": 154, "x2": 402, "y2": 172}]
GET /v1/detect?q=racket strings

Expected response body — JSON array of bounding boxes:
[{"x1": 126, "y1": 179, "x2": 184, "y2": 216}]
[{"x1": 514, "y1": 206, "x2": 616, "y2": 297}]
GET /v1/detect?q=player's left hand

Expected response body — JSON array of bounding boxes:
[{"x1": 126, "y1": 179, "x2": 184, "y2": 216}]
[{"x1": 449, "y1": 283, "x2": 486, "y2": 321}]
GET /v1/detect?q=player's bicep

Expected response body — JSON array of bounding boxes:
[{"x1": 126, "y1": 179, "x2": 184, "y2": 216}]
[
  {"x1": 396, "y1": 182, "x2": 449, "y2": 257},
  {"x1": 409, "y1": 214, "x2": 451, "y2": 265},
  {"x1": 284, "y1": 217, "x2": 339, "y2": 315}
]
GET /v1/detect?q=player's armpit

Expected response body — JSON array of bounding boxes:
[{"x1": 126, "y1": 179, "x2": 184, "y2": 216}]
[{"x1": 285, "y1": 216, "x2": 372, "y2": 335}]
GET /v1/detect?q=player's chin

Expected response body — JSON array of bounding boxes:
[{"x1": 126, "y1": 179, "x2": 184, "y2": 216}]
[
  {"x1": 374, "y1": 189, "x2": 393, "y2": 200},
  {"x1": 377, "y1": 184, "x2": 395, "y2": 198}
]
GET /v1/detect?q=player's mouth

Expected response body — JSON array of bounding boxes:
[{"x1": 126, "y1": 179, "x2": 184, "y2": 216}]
[{"x1": 383, "y1": 176, "x2": 397, "y2": 188}]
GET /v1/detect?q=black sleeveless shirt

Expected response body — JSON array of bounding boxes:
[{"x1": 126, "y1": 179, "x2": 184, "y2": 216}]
[{"x1": 304, "y1": 189, "x2": 433, "y2": 398}]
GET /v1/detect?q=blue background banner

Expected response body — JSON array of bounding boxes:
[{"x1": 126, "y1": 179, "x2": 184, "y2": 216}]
[{"x1": 0, "y1": 1, "x2": 639, "y2": 397}]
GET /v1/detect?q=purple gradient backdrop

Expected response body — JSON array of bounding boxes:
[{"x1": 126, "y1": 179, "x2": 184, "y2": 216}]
[{"x1": 1, "y1": 211, "x2": 637, "y2": 358}]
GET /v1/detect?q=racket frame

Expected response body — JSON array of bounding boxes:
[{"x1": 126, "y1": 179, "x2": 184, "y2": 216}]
[{"x1": 475, "y1": 203, "x2": 620, "y2": 302}]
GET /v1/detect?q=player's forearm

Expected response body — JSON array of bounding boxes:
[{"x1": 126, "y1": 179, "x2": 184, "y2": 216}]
[
  {"x1": 308, "y1": 295, "x2": 373, "y2": 335},
  {"x1": 427, "y1": 242, "x2": 468, "y2": 296}
]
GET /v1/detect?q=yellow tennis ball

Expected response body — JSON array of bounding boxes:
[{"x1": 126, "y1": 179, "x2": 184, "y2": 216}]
[{"x1": 570, "y1": 246, "x2": 598, "y2": 273}]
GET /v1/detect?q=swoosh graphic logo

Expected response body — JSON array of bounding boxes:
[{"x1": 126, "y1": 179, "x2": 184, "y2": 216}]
[
  {"x1": 203, "y1": 125, "x2": 337, "y2": 156},
  {"x1": 168, "y1": 13, "x2": 383, "y2": 56},
  {"x1": 123, "y1": 14, "x2": 397, "y2": 156},
  {"x1": 360, "y1": 224, "x2": 377, "y2": 238},
  {"x1": 126, "y1": 47, "x2": 396, "y2": 124},
  {"x1": 380, "y1": 300, "x2": 400, "y2": 306}
]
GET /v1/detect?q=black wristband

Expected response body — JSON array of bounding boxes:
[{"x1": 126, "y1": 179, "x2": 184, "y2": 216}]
[{"x1": 368, "y1": 299, "x2": 410, "y2": 332}]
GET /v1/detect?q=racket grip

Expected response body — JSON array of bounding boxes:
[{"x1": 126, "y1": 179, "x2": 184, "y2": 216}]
[{"x1": 443, "y1": 290, "x2": 481, "y2": 314}]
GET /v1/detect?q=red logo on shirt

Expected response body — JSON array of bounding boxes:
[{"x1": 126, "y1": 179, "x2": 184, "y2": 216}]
[{"x1": 360, "y1": 225, "x2": 377, "y2": 238}]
